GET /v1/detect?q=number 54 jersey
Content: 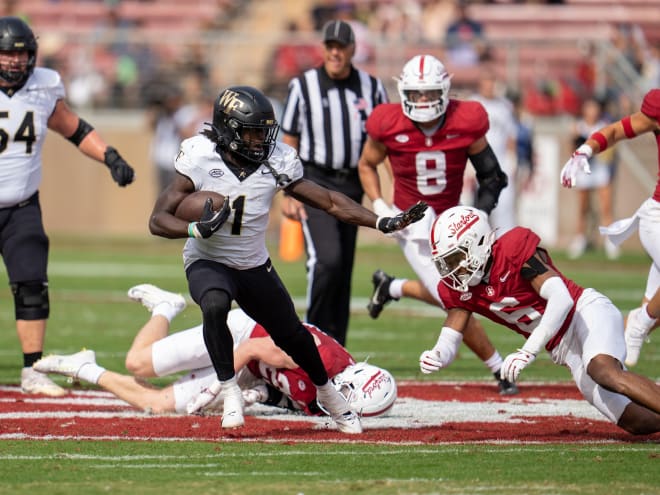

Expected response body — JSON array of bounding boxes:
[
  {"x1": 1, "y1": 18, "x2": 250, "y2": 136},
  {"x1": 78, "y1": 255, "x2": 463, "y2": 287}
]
[
  {"x1": 0, "y1": 68, "x2": 65, "y2": 207},
  {"x1": 365, "y1": 99, "x2": 489, "y2": 214}
]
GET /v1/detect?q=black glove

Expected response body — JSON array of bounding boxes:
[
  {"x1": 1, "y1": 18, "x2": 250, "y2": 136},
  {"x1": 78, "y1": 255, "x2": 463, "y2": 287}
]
[
  {"x1": 104, "y1": 146, "x2": 135, "y2": 187},
  {"x1": 377, "y1": 201, "x2": 428, "y2": 234},
  {"x1": 191, "y1": 197, "x2": 230, "y2": 239}
]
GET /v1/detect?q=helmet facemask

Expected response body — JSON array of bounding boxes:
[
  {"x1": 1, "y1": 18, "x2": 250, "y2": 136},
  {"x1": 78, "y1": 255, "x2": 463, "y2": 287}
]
[
  {"x1": 396, "y1": 54, "x2": 452, "y2": 123},
  {"x1": 430, "y1": 206, "x2": 495, "y2": 292},
  {"x1": 225, "y1": 116, "x2": 279, "y2": 164}
]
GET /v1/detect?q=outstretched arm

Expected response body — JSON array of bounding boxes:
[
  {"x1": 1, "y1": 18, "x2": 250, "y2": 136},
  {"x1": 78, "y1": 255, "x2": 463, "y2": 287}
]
[
  {"x1": 286, "y1": 178, "x2": 427, "y2": 233},
  {"x1": 419, "y1": 308, "x2": 471, "y2": 374},
  {"x1": 501, "y1": 250, "x2": 574, "y2": 382},
  {"x1": 561, "y1": 108, "x2": 660, "y2": 188},
  {"x1": 48, "y1": 99, "x2": 134, "y2": 186}
]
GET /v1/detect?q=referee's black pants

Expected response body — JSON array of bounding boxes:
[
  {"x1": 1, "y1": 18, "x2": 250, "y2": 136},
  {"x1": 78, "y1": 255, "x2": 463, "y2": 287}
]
[{"x1": 301, "y1": 166, "x2": 363, "y2": 346}]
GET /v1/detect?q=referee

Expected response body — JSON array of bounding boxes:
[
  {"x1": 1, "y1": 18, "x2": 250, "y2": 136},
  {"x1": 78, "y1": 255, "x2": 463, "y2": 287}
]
[{"x1": 280, "y1": 20, "x2": 388, "y2": 346}]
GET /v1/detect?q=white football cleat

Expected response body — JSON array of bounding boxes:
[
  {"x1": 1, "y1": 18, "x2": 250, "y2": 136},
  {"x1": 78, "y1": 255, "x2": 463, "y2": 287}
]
[
  {"x1": 624, "y1": 307, "x2": 654, "y2": 367},
  {"x1": 21, "y1": 367, "x2": 67, "y2": 397},
  {"x1": 127, "y1": 284, "x2": 186, "y2": 314},
  {"x1": 317, "y1": 384, "x2": 363, "y2": 434},
  {"x1": 186, "y1": 378, "x2": 245, "y2": 429},
  {"x1": 221, "y1": 382, "x2": 245, "y2": 429},
  {"x1": 33, "y1": 349, "x2": 97, "y2": 380}
]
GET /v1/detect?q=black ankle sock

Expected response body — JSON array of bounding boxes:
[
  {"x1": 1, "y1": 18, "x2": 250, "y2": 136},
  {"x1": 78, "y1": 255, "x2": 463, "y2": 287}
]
[{"x1": 23, "y1": 352, "x2": 42, "y2": 368}]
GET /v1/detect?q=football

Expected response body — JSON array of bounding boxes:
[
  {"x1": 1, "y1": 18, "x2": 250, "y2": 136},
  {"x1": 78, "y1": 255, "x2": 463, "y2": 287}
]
[{"x1": 175, "y1": 191, "x2": 226, "y2": 222}]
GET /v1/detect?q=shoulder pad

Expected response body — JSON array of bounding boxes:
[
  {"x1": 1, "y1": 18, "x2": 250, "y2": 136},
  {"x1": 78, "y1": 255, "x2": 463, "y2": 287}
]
[
  {"x1": 641, "y1": 89, "x2": 660, "y2": 120},
  {"x1": 446, "y1": 100, "x2": 489, "y2": 137},
  {"x1": 25, "y1": 68, "x2": 65, "y2": 94}
]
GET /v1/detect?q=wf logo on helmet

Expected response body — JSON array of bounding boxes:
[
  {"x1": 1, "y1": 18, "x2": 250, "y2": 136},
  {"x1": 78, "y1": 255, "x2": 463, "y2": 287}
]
[{"x1": 219, "y1": 90, "x2": 244, "y2": 113}]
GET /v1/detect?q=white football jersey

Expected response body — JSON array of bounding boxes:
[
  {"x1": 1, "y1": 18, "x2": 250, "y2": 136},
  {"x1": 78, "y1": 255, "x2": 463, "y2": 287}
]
[
  {"x1": 0, "y1": 68, "x2": 65, "y2": 207},
  {"x1": 176, "y1": 136, "x2": 304, "y2": 270}
]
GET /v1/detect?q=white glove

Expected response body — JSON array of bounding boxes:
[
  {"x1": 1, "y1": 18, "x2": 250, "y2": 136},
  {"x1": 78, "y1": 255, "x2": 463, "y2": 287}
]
[
  {"x1": 186, "y1": 379, "x2": 222, "y2": 415},
  {"x1": 372, "y1": 198, "x2": 395, "y2": 217},
  {"x1": 419, "y1": 326, "x2": 463, "y2": 374},
  {"x1": 242, "y1": 384, "x2": 268, "y2": 406},
  {"x1": 500, "y1": 349, "x2": 536, "y2": 382},
  {"x1": 560, "y1": 144, "x2": 592, "y2": 188},
  {"x1": 419, "y1": 349, "x2": 446, "y2": 374}
]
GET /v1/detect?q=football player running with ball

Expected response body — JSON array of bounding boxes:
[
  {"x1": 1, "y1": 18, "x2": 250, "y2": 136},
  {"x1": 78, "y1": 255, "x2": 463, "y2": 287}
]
[
  {"x1": 148, "y1": 85, "x2": 426, "y2": 433},
  {"x1": 420, "y1": 205, "x2": 660, "y2": 435},
  {"x1": 0, "y1": 17, "x2": 134, "y2": 397}
]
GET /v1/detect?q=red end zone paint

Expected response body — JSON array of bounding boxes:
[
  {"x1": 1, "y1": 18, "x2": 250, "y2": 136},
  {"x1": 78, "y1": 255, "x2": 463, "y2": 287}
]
[{"x1": 0, "y1": 383, "x2": 657, "y2": 444}]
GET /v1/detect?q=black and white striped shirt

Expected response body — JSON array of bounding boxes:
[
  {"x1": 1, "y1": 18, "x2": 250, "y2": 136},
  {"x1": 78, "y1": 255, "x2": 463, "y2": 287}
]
[{"x1": 280, "y1": 65, "x2": 388, "y2": 171}]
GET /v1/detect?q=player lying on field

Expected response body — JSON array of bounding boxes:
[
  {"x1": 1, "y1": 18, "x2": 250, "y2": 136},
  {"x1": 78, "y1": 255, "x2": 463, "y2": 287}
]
[
  {"x1": 419, "y1": 206, "x2": 660, "y2": 435},
  {"x1": 33, "y1": 284, "x2": 397, "y2": 419}
]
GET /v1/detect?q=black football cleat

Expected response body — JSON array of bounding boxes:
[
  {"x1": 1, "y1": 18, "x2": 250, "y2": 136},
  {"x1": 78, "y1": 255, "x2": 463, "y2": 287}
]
[{"x1": 367, "y1": 269, "x2": 398, "y2": 319}]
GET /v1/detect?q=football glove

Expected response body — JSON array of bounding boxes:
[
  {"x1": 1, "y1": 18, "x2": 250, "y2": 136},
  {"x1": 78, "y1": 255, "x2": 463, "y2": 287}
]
[
  {"x1": 186, "y1": 379, "x2": 222, "y2": 415},
  {"x1": 104, "y1": 146, "x2": 135, "y2": 187},
  {"x1": 189, "y1": 197, "x2": 230, "y2": 239},
  {"x1": 419, "y1": 327, "x2": 463, "y2": 374},
  {"x1": 500, "y1": 349, "x2": 536, "y2": 382},
  {"x1": 560, "y1": 144, "x2": 592, "y2": 188},
  {"x1": 419, "y1": 349, "x2": 447, "y2": 374},
  {"x1": 377, "y1": 201, "x2": 428, "y2": 234}
]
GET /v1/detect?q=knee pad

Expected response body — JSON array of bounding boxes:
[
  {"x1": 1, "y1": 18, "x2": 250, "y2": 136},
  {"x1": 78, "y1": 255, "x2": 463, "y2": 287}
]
[
  {"x1": 11, "y1": 281, "x2": 49, "y2": 320},
  {"x1": 199, "y1": 289, "x2": 231, "y2": 320}
]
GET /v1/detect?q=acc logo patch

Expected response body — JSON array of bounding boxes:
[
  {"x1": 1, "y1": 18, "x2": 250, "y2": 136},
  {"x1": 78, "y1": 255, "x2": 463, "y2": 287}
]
[
  {"x1": 460, "y1": 292, "x2": 472, "y2": 301},
  {"x1": 209, "y1": 169, "x2": 224, "y2": 178},
  {"x1": 395, "y1": 134, "x2": 409, "y2": 143}
]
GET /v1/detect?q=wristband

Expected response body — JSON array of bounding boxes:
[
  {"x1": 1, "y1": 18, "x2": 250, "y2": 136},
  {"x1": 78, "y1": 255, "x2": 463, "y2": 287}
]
[
  {"x1": 575, "y1": 143, "x2": 593, "y2": 158},
  {"x1": 589, "y1": 132, "x2": 608, "y2": 152},
  {"x1": 621, "y1": 116, "x2": 636, "y2": 138},
  {"x1": 188, "y1": 222, "x2": 198, "y2": 238}
]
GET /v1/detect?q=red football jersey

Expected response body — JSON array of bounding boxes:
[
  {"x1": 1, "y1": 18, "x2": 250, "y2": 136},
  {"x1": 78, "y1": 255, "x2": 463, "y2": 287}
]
[
  {"x1": 640, "y1": 89, "x2": 660, "y2": 202},
  {"x1": 365, "y1": 100, "x2": 489, "y2": 213},
  {"x1": 246, "y1": 323, "x2": 355, "y2": 415},
  {"x1": 437, "y1": 227, "x2": 584, "y2": 351}
]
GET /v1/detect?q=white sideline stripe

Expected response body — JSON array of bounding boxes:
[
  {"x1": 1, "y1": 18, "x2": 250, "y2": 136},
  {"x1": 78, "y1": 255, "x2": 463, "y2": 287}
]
[
  {"x1": 0, "y1": 445, "x2": 653, "y2": 461},
  {"x1": 0, "y1": 433, "x2": 632, "y2": 445}
]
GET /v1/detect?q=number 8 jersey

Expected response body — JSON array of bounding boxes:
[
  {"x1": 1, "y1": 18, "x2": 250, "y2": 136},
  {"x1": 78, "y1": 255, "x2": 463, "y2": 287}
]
[
  {"x1": 0, "y1": 68, "x2": 64, "y2": 207},
  {"x1": 365, "y1": 99, "x2": 488, "y2": 214}
]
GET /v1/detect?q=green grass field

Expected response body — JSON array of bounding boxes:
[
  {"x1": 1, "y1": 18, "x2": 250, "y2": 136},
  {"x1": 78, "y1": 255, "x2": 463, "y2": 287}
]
[{"x1": 0, "y1": 235, "x2": 657, "y2": 495}]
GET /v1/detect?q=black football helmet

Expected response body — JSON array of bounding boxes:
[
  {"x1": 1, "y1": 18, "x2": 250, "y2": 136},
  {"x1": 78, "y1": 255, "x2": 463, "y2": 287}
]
[
  {"x1": 208, "y1": 86, "x2": 279, "y2": 164},
  {"x1": 0, "y1": 16, "x2": 37, "y2": 86}
]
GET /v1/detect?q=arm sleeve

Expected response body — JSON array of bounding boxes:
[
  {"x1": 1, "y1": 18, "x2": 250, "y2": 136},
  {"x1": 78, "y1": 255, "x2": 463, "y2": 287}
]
[
  {"x1": 521, "y1": 276, "x2": 574, "y2": 355},
  {"x1": 470, "y1": 144, "x2": 508, "y2": 214}
]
